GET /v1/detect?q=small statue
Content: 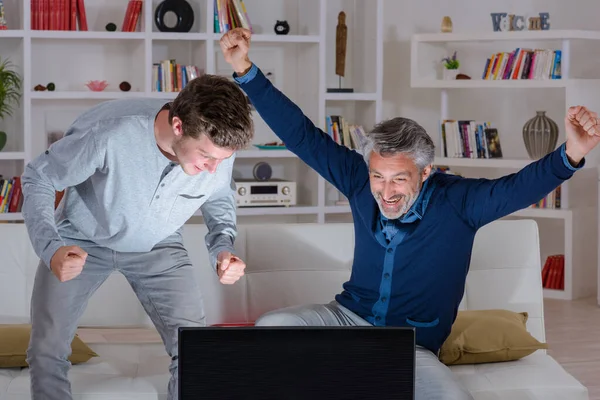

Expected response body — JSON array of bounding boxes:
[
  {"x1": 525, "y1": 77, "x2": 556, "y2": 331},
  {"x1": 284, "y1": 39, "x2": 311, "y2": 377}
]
[
  {"x1": 327, "y1": 11, "x2": 353, "y2": 93},
  {"x1": 335, "y1": 12, "x2": 347, "y2": 77}
]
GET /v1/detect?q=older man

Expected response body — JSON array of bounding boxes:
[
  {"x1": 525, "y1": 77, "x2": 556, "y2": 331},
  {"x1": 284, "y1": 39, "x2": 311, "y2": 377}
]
[{"x1": 220, "y1": 27, "x2": 600, "y2": 400}]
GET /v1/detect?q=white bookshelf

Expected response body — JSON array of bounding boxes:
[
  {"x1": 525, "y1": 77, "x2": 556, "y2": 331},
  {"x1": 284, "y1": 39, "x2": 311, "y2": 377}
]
[
  {"x1": 0, "y1": 0, "x2": 384, "y2": 225},
  {"x1": 411, "y1": 29, "x2": 600, "y2": 301}
]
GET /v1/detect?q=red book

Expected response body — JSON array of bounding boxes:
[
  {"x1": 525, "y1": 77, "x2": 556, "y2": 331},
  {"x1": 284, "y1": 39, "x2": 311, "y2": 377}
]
[
  {"x1": 42, "y1": 0, "x2": 48, "y2": 30},
  {"x1": 541, "y1": 257, "x2": 551, "y2": 288},
  {"x1": 31, "y1": 0, "x2": 37, "y2": 29},
  {"x1": 37, "y1": 0, "x2": 43, "y2": 30},
  {"x1": 52, "y1": 0, "x2": 58, "y2": 30},
  {"x1": 128, "y1": 1, "x2": 142, "y2": 32},
  {"x1": 121, "y1": 0, "x2": 133, "y2": 32},
  {"x1": 557, "y1": 256, "x2": 565, "y2": 290},
  {"x1": 8, "y1": 178, "x2": 21, "y2": 213},
  {"x1": 76, "y1": 0, "x2": 87, "y2": 31},
  {"x1": 64, "y1": 0, "x2": 69, "y2": 29},
  {"x1": 70, "y1": 0, "x2": 76, "y2": 30}
]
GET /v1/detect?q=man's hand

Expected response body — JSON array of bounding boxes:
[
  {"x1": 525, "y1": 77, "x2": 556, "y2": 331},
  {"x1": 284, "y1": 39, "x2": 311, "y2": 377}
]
[
  {"x1": 219, "y1": 28, "x2": 252, "y2": 75},
  {"x1": 565, "y1": 105, "x2": 600, "y2": 165},
  {"x1": 216, "y1": 251, "x2": 246, "y2": 285},
  {"x1": 50, "y1": 245, "x2": 88, "y2": 282}
]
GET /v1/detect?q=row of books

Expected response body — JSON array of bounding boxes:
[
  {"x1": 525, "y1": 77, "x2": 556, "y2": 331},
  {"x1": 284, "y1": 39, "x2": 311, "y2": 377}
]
[
  {"x1": 325, "y1": 115, "x2": 367, "y2": 151},
  {"x1": 482, "y1": 48, "x2": 562, "y2": 80},
  {"x1": 440, "y1": 120, "x2": 503, "y2": 159},
  {"x1": 0, "y1": 177, "x2": 22, "y2": 214},
  {"x1": 152, "y1": 60, "x2": 203, "y2": 93},
  {"x1": 530, "y1": 185, "x2": 561, "y2": 209},
  {"x1": 542, "y1": 254, "x2": 564, "y2": 290},
  {"x1": 31, "y1": 0, "x2": 87, "y2": 30},
  {"x1": 214, "y1": 0, "x2": 252, "y2": 33},
  {"x1": 121, "y1": 0, "x2": 142, "y2": 32},
  {"x1": 30, "y1": 0, "x2": 141, "y2": 31}
]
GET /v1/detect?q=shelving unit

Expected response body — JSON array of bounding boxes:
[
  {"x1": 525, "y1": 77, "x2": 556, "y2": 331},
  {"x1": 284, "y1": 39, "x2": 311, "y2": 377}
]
[
  {"x1": 0, "y1": 0, "x2": 383, "y2": 225},
  {"x1": 411, "y1": 30, "x2": 600, "y2": 301}
]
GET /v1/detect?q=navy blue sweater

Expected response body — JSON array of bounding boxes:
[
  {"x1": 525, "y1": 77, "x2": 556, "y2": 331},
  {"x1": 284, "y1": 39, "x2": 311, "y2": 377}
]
[{"x1": 235, "y1": 65, "x2": 583, "y2": 354}]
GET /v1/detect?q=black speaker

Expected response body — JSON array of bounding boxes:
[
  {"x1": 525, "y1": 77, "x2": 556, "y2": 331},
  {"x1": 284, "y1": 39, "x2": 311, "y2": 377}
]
[{"x1": 253, "y1": 162, "x2": 272, "y2": 181}]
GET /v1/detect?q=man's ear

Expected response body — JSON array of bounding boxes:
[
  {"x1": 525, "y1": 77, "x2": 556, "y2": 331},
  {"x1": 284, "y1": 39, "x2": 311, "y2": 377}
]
[
  {"x1": 171, "y1": 116, "x2": 184, "y2": 137},
  {"x1": 422, "y1": 164, "x2": 432, "y2": 182}
]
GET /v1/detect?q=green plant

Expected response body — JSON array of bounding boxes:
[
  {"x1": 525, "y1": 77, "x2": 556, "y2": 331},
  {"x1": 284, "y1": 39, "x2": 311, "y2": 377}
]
[
  {"x1": 0, "y1": 57, "x2": 22, "y2": 120},
  {"x1": 442, "y1": 51, "x2": 460, "y2": 70}
]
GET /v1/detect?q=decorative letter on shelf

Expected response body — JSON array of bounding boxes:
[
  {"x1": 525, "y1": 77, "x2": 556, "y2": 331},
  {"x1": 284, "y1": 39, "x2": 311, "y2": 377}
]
[
  {"x1": 528, "y1": 16, "x2": 541, "y2": 30},
  {"x1": 512, "y1": 15, "x2": 525, "y2": 31},
  {"x1": 539, "y1": 12, "x2": 550, "y2": 30},
  {"x1": 491, "y1": 13, "x2": 507, "y2": 32}
]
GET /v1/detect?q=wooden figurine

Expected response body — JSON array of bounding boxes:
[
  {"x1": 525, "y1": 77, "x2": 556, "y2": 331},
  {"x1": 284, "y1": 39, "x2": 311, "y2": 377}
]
[
  {"x1": 328, "y1": 11, "x2": 353, "y2": 93},
  {"x1": 335, "y1": 11, "x2": 347, "y2": 77}
]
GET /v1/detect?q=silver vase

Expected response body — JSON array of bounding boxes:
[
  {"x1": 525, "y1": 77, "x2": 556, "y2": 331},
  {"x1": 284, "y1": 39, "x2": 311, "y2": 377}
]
[{"x1": 522, "y1": 111, "x2": 559, "y2": 159}]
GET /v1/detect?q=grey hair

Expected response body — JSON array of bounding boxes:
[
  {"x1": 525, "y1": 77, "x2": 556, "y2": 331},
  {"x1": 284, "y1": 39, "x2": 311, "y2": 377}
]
[{"x1": 361, "y1": 117, "x2": 435, "y2": 171}]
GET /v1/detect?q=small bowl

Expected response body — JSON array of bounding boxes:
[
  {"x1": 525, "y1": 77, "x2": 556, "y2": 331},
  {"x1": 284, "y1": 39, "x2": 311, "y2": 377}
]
[{"x1": 85, "y1": 80, "x2": 109, "y2": 91}]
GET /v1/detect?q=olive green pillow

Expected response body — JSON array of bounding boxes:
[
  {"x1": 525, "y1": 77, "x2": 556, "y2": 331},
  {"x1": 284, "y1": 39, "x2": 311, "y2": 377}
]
[
  {"x1": 439, "y1": 309, "x2": 548, "y2": 365},
  {"x1": 0, "y1": 324, "x2": 98, "y2": 368}
]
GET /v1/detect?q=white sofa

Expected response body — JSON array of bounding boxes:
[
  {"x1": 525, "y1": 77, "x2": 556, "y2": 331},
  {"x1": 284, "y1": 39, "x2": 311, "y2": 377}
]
[{"x1": 0, "y1": 219, "x2": 588, "y2": 399}]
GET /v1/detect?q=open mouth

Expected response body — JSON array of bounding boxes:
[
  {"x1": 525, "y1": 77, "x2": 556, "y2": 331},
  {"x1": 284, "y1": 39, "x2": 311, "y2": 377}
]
[{"x1": 382, "y1": 197, "x2": 401, "y2": 205}]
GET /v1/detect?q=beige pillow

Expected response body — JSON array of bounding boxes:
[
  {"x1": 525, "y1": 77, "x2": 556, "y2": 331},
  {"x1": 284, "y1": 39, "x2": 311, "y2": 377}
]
[
  {"x1": 439, "y1": 309, "x2": 548, "y2": 365},
  {"x1": 0, "y1": 324, "x2": 98, "y2": 368}
]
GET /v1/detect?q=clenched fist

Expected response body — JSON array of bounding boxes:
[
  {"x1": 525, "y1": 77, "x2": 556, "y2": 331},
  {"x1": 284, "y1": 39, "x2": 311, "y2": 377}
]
[
  {"x1": 565, "y1": 105, "x2": 600, "y2": 165},
  {"x1": 50, "y1": 245, "x2": 88, "y2": 282},
  {"x1": 216, "y1": 251, "x2": 246, "y2": 285},
  {"x1": 219, "y1": 27, "x2": 253, "y2": 75}
]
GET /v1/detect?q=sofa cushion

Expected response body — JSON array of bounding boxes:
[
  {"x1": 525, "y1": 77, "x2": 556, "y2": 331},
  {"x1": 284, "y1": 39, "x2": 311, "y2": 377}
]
[
  {"x1": 0, "y1": 343, "x2": 170, "y2": 399},
  {"x1": 439, "y1": 310, "x2": 547, "y2": 365},
  {"x1": 0, "y1": 324, "x2": 97, "y2": 368},
  {"x1": 450, "y1": 352, "x2": 588, "y2": 400}
]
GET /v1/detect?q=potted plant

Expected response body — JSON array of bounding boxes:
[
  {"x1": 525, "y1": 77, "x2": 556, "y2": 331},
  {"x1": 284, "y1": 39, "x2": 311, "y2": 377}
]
[
  {"x1": 441, "y1": 51, "x2": 460, "y2": 80},
  {"x1": 0, "y1": 57, "x2": 22, "y2": 151}
]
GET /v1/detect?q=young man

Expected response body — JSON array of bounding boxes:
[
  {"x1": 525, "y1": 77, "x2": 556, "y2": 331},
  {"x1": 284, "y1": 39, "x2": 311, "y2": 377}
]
[
  {"x1": 21, "y1": 74, "x2": 254, "y2": 400},
  {"x1": 220, "y1": 28, "x2": 600, "y2": 399}
]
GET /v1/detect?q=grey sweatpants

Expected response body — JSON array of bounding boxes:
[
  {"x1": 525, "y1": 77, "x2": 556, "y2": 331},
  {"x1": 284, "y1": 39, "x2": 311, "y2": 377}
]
[
  {"x1": 26, "y1": 236, "x2": 205, "y2": 400},
  {"x1": 255, "y1": 301, "x2": 474, "y2": 400}
]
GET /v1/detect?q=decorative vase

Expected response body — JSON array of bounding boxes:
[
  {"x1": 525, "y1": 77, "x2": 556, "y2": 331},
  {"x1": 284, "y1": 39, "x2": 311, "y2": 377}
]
[
  {"x1": 274, "y1": 20, "x2": 290, "y2": 35},
  {"x1": 0, "y1": 131, "x2": 6, "y2": 151},
  {"x1": 154, "y1": 0, "x2": 194, "y2": 32},
  {"x1": 443, "y1": 68, "x2": 458, "y2": 80},
  {"x1": 441, "y1": 16, "x2": 453, "y2": 33},
  {"x1": 522, "y1": 111, "x2": 559, "y2": 159}
]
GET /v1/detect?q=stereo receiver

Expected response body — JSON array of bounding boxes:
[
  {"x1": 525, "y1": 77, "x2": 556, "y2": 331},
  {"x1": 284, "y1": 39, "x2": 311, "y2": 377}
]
[{"x1": 234, "y1": 179, "x2": 297, "y2": 207}]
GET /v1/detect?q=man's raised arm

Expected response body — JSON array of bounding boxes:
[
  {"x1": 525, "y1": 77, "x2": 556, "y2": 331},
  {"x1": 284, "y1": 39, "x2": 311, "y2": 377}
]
[
  {"x1": 446, "y1": 105, "x2": 600, "y2": 229},
  {"x1": 219, "y1": 28, "x2": 367, "y2": 199}
]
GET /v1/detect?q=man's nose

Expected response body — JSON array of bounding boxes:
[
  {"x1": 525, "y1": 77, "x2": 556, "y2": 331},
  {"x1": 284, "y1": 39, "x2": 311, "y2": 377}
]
[
  {"x1": 205, "y1": 159, "x2": 219, "y2": 173},
  {"x1": 382, "y1": 183, "x2": 394, "y2": 199}
]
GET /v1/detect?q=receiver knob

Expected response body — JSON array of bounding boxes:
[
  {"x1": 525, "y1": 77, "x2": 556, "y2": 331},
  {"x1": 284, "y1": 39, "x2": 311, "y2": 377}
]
[
  {"x1": 282, "y1": 186, "x2": 290, "y2": 195},
  {"x1": 238, "y1": 187, "x2": 247, "y2": 196}
]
